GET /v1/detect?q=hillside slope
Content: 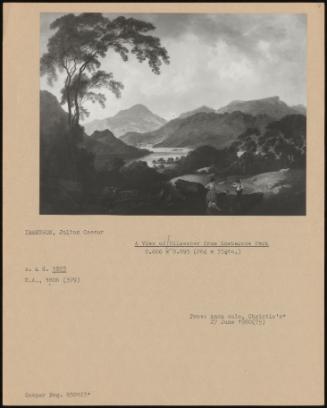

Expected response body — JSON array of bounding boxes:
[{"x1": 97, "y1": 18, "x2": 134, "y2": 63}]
[
  {"x1": 84, "y1": 130, "x2": 148, "y2": 170},
  {"x1": 84, "y1": 104, "x2": 166, "y2": 136}
]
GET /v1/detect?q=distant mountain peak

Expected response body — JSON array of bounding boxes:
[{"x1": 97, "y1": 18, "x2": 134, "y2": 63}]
[
  {"x1": 130, "y1": 103, "x2": 150, "y2": 111},
  {"x1": 84, "y1": 104, "x2": 166, "y2": 137},
  {"x1": 217, "y1": 96, "x2": 298, "y2": 119},
  {"x1": 228, "y1": 96, "x2": 280, "y2": 105},
  {"x1": 179, "y1": 105, "x2": 215, "y2": 119},
  {"x1": 260, "y1": 95, "x2": 280, "y2": 102},
  {"x1": 117, "y1": 104, "x2": 151, "y2": 115}
]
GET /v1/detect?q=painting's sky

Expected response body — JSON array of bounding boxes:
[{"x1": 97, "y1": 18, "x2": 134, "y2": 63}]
[{"x1": 40, "y1": 13, "x2": 306, "y2": 122}]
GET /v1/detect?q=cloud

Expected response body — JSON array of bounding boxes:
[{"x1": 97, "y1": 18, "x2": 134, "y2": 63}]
[{"x1": 40, "y1": 13, "x2": 306, "y2": 120}]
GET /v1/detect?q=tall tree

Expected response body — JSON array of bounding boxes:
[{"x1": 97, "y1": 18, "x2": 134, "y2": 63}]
[{"x1": 41, "y1": 13, "x2": 169, "y2": 130}]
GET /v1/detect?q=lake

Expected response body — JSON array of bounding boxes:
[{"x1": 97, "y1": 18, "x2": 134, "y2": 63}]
[{"x1": 129, "y1": 146, "x2": 192, "y2": 168}]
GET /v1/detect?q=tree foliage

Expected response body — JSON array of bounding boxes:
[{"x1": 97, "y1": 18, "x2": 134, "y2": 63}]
[
  {"x1": 229, "y1": 115, "x2": 306, "y2": 172},
  {"x1": 41, "y1": 13, "x2": 170, "y2": 128}
]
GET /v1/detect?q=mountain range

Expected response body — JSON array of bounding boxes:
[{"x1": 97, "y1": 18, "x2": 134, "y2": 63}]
[
  {"x1": 121, "y1": 111, "x2": 273, "y2": 149},
  {"x1": 217, "y1": 96, "x2": 305, "y2": 119},
  {"x1": 84, "y1": 104, "x2": 166, "y2": 137},
  {"x1": 120, "y1": 96, "x2": 306, "y2": 149},
  {"x1": 41, "y1": 90, "x2": 306, "y2": 158}
]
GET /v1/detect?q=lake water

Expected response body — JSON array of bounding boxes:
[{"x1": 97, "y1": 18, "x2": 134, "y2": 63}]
[{"x1": 130, "y1": 146, "x2": 192, "y2": 168}]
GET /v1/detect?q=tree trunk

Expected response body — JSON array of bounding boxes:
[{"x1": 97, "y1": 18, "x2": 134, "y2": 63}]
[
  {"x1": 64, "y1": 74, "x2": 73, "y2": 128},
  {"x1": 72, "y1": 59, "x2": 91, "y2": 127},
  {"x1": 73, "y1": 91, "x2": 80, "y2": 126},
  {"x1": 72, "y1": 68, "x2": 85, "y2": 127},
  {"x1": 66, "y1": 94, "x2": 72, "y2": 126}
]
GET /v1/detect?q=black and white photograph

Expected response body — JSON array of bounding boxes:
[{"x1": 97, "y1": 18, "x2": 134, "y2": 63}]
[{"x1": 40, "y1": 12, "x2": 306, "y2": 215}]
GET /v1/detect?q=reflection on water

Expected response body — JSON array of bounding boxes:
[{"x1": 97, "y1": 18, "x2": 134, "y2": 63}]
[{"x1": 129, "y1": 146, "x2": 192, "y2": 168}]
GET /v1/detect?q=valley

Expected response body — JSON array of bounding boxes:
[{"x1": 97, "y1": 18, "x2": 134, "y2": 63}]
[{"x1": 40, "y1": 91, "x2": 306, "y2": 215}]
